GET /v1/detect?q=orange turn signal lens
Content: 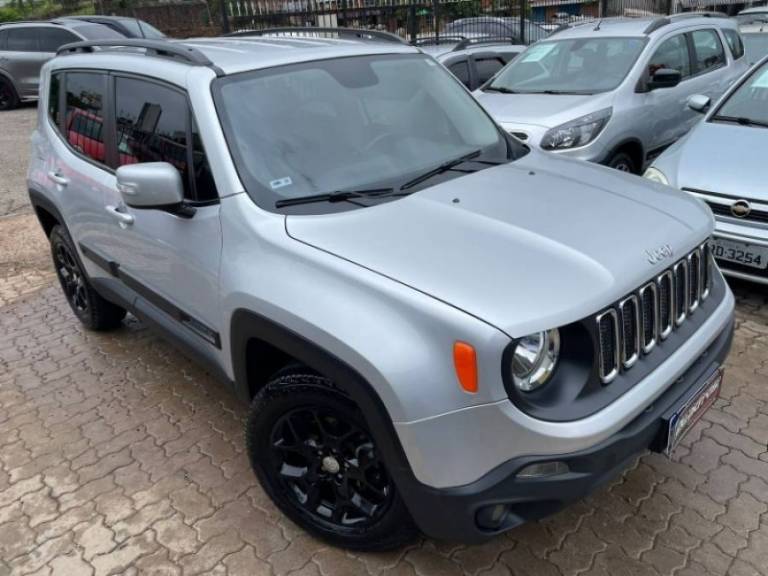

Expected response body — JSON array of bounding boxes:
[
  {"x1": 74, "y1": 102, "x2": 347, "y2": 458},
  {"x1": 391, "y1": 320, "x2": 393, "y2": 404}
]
[{"x1": 453, "y1": 341, "x2": 478, "y2": 394}]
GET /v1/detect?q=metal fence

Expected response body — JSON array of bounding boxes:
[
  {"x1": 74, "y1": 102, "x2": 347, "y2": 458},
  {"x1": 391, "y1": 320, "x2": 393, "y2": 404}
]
[{"x1": 220, "y1": 0, "x2": 758, "y2": 42}]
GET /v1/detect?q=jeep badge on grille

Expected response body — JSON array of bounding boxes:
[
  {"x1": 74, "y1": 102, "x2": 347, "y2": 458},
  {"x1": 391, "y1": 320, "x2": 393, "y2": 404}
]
[{"x1": 646, "y1": 244, "x2": 674, "y2": 265}]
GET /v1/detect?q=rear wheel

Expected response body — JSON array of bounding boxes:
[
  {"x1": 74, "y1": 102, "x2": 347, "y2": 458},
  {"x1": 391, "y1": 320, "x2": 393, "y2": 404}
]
[
  {"x1": 606, "y1": 151, "x2": 637, "y2": 174},
  {"x1": 246, "y1": 371, "x2": 418, "y2": 550},
  {"x1": 50, "y1": 225, "x2": 126, "y2": 330},
  {"x1": 0, "y1": 78, "x2": 18, "y2": 111}
]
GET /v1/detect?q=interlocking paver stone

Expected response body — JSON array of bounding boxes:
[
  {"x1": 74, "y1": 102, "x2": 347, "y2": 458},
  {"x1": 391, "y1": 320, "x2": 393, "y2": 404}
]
[{"x1": 2, "y1": 106, "x2": 768, "y2": 575}]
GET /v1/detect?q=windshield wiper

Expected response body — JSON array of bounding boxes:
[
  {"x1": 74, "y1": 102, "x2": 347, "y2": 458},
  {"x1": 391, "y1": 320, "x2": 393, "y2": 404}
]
[
  {"x1": 400, "y1": 150, "x2": 487, "y2": 191},
  {"x1": 275, "y1": 187, "x2": 399, "y2": 208},
  {"x1": 711, "y1": 115, "x2": 768, "y2": 128},
  {"x1": 483, "y1": 86, "x2": 518, "y2": 94}
]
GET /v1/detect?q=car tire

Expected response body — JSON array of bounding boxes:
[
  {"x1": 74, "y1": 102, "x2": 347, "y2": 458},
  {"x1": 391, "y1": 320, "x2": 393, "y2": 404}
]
[
  {"x1": 246, "y1": 369, "x2": 418, "y2": 551},
  {"x1": 0, "y1": 77, "x2": 19, "y2": 111},
  {"x1": 606, "y1": 151, "x2": 637, "y2": 174},
  {"x1": 50, "y1": 225, "x2": 127, "y2": 331}
]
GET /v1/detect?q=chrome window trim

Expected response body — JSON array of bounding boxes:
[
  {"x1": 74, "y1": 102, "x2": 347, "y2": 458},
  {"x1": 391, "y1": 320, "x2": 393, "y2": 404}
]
[
  {"x1": 596, "y1": 309, "x2": 620, "y2": 385},
  {"x1": 619, "y1": 295, "x2": 640, "y2": 369},
  {"x1": 639, "y1": 281, "x2": 658, "y2": 354}
]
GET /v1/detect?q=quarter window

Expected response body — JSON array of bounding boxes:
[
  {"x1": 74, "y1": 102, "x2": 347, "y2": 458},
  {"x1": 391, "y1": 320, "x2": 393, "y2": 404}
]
[
  {"x1": 49, "y1": 73, "x2": 61, "y2": 128},
  {"x1": 691, "y1": 29, "x2": 726, "y2": 73},
  {"x1": 64, "y1": 73, "x2": 107, "y2": 165},
  {"x1": 115, "y1": 77, "x2": 216, "y2": 201},
  {"x1": 723, "y1": 29, "x2": 745, "y2": 60},
  {"x1": 648, "y1": 34, "x2": 691, "y2": 79}
]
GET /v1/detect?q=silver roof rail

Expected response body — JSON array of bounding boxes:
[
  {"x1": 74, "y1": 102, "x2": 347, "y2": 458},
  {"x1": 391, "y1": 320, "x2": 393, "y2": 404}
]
[{"x1": 224, "y1": 27, "x2": 407, "y2": 45}]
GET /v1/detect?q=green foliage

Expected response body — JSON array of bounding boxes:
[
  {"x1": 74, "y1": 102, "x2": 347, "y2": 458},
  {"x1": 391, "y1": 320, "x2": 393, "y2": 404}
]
[{"x1": 0, "y1": 0, "x2": 95, "y2": 23}]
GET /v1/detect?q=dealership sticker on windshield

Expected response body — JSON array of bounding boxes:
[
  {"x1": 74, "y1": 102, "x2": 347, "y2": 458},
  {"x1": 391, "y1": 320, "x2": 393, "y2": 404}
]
[
  {"x1": 270, "y1": 177, "x2": 293, "y2": 190},
  {"x1": 522, "y1": 43, "x2": 556, "y2": 62}
]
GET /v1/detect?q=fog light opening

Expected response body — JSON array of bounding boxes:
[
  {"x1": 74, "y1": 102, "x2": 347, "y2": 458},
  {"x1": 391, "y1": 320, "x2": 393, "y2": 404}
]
[
  {"x1": 516, "y1": 461, "x2": 569, "y2": 479},
  {"x1": 476, "y1": 504, "x2": 509, "y2": 531}
]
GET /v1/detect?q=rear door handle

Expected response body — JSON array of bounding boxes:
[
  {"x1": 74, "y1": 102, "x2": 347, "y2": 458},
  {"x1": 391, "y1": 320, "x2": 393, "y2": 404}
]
[
  {"x1": 47, "y1": 171, "x2": 69, "y2": 187},
  {"x1": 105, "y1": 205, "x2": 134, "y2": 228}
]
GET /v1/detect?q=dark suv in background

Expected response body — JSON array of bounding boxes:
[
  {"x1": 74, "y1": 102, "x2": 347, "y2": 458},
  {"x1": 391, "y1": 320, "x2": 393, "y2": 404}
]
[{"x1": 0, "y1": 17, "x2": 158, "y2": 110}]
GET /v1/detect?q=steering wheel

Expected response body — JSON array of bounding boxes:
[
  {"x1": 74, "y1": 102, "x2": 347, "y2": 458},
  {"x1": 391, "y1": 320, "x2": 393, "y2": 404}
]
[{"x1": 363, "y1": 132, "x2": 399, "y2": 153}]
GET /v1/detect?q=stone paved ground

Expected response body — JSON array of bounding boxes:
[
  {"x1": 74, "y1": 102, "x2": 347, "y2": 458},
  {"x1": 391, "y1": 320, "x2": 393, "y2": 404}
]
[{"x1": 2, "y1": 108, "x2": 768, "y2": 575}]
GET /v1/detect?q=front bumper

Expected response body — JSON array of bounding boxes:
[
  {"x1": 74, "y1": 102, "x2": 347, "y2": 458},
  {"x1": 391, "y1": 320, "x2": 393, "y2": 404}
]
[{"x1": 396, "y1": 313, "x2": 734, "y2": 543}]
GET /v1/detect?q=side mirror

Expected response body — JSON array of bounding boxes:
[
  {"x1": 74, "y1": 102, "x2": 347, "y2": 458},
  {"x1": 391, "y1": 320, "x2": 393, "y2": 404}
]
[
  {"x1": 116, "y1": 162, "x2": 184, "y2": 210},
  {"x1": 648, "y1": 68, "x2": 682, "y2": 90},
  {"x1": 687, "y1": 94, "x2": 711, "y2": 113}
]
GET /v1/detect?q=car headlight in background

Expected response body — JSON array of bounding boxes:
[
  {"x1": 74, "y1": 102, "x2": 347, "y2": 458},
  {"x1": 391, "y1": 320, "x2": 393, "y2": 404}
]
[
  {"x1": 511, "y1": 329, "x2": 560, "y2": 392},
  {"x1": 643, "y1": 167, "x2": 669, "y2": 185},
  {"x1": 540, "y1": 108, "x2": 612, "y2": 151}
]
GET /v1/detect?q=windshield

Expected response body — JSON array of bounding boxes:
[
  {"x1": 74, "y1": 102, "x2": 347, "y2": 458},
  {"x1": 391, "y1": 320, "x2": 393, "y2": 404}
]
[
  {"x1": 120, "y1": 19, "x2": 166, "y2": 39},
  {"x1": 737, "y1": 12, "x2": 768, "y2": 26},
  {"x1": 712, "y1": 60, "x2": 768, "y2": 126},
  {"x1": 214, "y1": 54, "x2": 516, "y2": 212},
  {"x1": 487, "y1": 36, "x2": 646, "y2": 94},
  {"x1": 71, "y1": 23, "x2": 125, "y2": 40}
]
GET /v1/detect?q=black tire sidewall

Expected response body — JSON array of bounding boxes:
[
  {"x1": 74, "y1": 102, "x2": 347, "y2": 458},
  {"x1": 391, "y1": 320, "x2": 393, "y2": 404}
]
[
  {"x1": 246, "y1": 376, "x2": 417, "y2": 551},
  {"x1": 49, "y1": 225, "x2": 125, "y2": 330},
  {"x1": 0, "y1": 78, "x2": 18, "y2": 111},
  {"x1": 607, "y1": 152, "x2": 637, "y2": 174}
]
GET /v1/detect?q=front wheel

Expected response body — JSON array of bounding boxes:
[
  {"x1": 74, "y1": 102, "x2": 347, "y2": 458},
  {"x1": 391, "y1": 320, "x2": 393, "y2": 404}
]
[
  {"x1": 606, "y1": 151, "x2": 637, "y2": 174},
  {"x1": 245, "y1": 371, "x2": 418, "y2": 550}
]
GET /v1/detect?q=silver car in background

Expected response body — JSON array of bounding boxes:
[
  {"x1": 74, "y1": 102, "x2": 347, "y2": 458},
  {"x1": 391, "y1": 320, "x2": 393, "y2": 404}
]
[
  {"x1": 646, "y1": 55, "x2": 768, "y2": 285},
  {"x1": 475, "y1": 14, "x2": 748, "y2": 173}
]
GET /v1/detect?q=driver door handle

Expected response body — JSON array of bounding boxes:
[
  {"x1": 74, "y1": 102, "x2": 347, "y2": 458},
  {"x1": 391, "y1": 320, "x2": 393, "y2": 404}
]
[
  {"x1": 105, "y1": 205, "x2": 134, "y2": 227},
  {"x1": 47, "y1": 171, "x2": 69, "y2": 187}
]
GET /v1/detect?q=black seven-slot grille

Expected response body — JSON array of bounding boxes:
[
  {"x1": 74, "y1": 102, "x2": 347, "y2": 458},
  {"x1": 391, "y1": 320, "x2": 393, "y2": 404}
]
[{"x1": 596, "y1": 242, "x2": 712, "y2": 384}]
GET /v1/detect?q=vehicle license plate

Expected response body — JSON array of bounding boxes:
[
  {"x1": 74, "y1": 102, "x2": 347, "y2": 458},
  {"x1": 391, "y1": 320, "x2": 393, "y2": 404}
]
[
  {"x1": 710, "y1": 238, "x2": 768, "y2": 269},
  {"x1": 665, "y1": 368, "x2": 722, "y2": 456}
]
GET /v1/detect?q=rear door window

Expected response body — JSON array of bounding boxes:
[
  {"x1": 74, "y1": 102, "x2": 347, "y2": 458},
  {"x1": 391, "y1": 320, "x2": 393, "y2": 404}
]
[
  {"x1": 691, "y1": 29, "x2": 726, "y2": 74},
  {"x1": 723, "y1": 29, "x2": 745, "y2": 60},
  {"x1": 64, "y1": 72, "x2": 108, "y2": 165}
]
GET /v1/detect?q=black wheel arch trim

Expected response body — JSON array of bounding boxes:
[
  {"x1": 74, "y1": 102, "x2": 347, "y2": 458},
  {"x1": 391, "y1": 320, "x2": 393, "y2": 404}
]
[{"x1": 603, "y1": 138, "x2": 645, "y2": 168}]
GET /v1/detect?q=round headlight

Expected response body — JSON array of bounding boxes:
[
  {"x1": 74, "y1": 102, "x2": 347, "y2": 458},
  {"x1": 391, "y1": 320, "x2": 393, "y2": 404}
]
[
  {"x1": 511, "y1": 329, "x2": 560, "y2": 392},
  {"x1": 643, "y1": 167, "x2": 669, "y2": 186}
]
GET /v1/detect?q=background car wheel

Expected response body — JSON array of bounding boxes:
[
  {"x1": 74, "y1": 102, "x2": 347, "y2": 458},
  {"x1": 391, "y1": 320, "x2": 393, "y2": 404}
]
[
  {"x1": 246, "y1": 370, "x2": 418, "y2": 551},
  {"x1": 0, "y1": 78, "x2": 19, "y2": 111},
  {"x1": 606, "y1": 152, "x2": 637, "y2": 174},
  {"x1": 50, "y1": 225, "x2": 126, "y2": 331}
]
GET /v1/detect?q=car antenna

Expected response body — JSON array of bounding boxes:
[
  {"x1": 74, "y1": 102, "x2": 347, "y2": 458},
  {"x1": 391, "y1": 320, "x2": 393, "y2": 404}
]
[{"x1": 593, "y1": 19, "x2": 602, "y2": 31}]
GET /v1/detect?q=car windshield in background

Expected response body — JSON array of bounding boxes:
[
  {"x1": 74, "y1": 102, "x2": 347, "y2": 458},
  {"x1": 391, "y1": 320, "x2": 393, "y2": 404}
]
[
  {"x1": 744, "y1": 33, "x2": 768, "y2": 63},
  {"x1": 214, "y1": 54, "x2": 515, "y2": 211},
  {"x1": 486, "y1": 36, "x2": 646, "y2": 94},
  {"x1": 736, "y1": 13, "x2": 768, "y2": 26},
  {"x1": 71, "y1": 23, "x2": 126, "y2": 40},
  {"x1": 712, "y1": 60, "x2": 768, "y2": 127},
  {"x1": 121, "y1": 19, "x2": 166, "y2": 38}
]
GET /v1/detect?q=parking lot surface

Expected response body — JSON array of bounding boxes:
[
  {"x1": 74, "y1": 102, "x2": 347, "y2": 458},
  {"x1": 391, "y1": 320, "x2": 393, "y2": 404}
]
[{"x1": 2, "y1": 107, "x2": 768, "y2": 576}]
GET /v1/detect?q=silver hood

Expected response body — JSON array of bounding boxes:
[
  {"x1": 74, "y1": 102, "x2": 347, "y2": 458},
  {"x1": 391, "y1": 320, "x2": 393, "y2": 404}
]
[
  {"x1": 286, "y1": 153, "x2": 713, "y2": 337},
  {"x1": 662, "y1": 121, "x2": 768, "y2": 200},
  {"x1": 474, "y1": 91, "x2": 613, "y2": 129}
]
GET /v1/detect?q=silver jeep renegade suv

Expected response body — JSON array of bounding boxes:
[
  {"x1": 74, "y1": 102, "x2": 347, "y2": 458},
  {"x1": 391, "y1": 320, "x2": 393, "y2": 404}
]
[{"x1": 27, "y1": 30, "x2": 735, "y2": 550}]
